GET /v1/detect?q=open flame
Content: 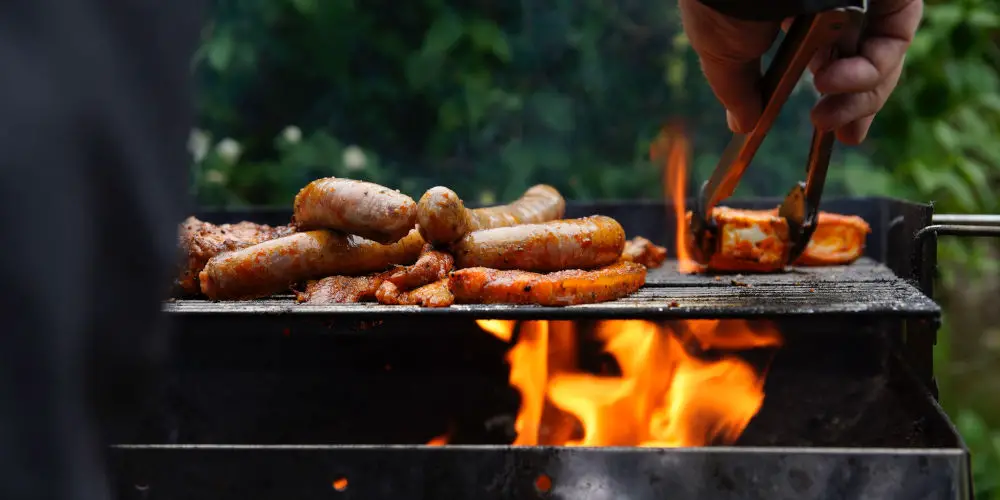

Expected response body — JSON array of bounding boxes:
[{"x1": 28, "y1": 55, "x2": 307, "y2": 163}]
[
  {"x1": 477, "y1": 319, "x2": 782, "y2": 447},
  {"x1": 651, "y1": 121, "x2": 702, "y2": 274}
]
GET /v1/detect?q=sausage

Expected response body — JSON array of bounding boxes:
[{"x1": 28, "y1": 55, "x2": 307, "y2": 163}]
[
  {"x1": 448, "y1": 261, "x2": 647, "y2": 306},
  {"x1": 620, "y1": 236, "x2": 668, "y2": 269},
  {"x1": 199, "y1": 228, "x2": 424, "y2": 300},
  {"x1": 176, "y1": 217, "x2": 295, "y2": 296},
  {"x1": 416, "y1": 184, "x2": 565, "y2": 246},
  {"x1": 375, "y1": 279, "x2": 454, "y2": 308},
  {"x1": 293, "y1": 177, "x2": 417, "y2": 244},
  {"x1": 451, "y1": 215, "x2": 626, "y2": 272}
]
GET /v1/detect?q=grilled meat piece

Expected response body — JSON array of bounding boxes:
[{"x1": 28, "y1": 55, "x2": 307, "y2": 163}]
[
  {"x1": 376, "y1": 279, "x2": 454, "y2": 308},
  {"x1": 449, "y1": 261, "x2": 647, "y2": 306},
  {"x1": 176, "y1": 217, "x2": 295, "y2": 295},
  {"x1": 451, "y1": 215, "x2": 626, "y2": 272},
  {"x1": 684, "y1": 207, "x2": 870, "y2": 272},
  {"x1": 383, "y1": 246, "x2": 454, "y2": 289},
  {"x1": 795, "y1": 212, "x2": 871, "y2": 266},
  {"x1": 292, "y1": 177, "x2": 417, "y2": 244},
  {"x1": 199, "y1": 228, "x2": 424, "y2": 300},
  {"x1": 416, "y1": 184, "x2": 565, "y2": 246},
  {"x1": 296, "y1": 275, "x2": 382, "y2": 304},
  {"x1": 621, "y1": 236, "x2": 668, "y2": 269}
]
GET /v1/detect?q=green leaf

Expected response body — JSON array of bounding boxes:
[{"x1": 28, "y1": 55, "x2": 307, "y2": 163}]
[
  {"x1": 422, "y1": 10, "x2": 465, "y2": 57},
  {"x1": 529, "y1": 91, "x2": 575, "y2": 133},
  {"x1": 466, "y1": 19, "x2": 511, "y2": 63},
  {"x1": 206, "y1": 33, "x2": 235, "y2": 72}
]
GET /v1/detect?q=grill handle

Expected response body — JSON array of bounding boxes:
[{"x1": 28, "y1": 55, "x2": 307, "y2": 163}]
[{"x1": 912, "y1": 213, "x2": 1000, "y2": 298}]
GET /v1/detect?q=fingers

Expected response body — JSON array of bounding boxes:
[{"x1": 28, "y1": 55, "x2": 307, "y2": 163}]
[
  {"x1": 812, "y1": 59, "x2": 905, "y2": 144},
  {"x1": 809, "y1": 0, "x2": 923, "y2": 142},
  {"x1": 678, "y1": 0, "x2": 781, "y2": 133}
]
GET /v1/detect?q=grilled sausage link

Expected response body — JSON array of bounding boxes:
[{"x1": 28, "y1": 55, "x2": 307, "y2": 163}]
[
  {"x1": 416, "y1": 184, "x2": 565, "y2": 246},
  {"x1": 451, "y1": 215, "x2": 626, "y2": 272},
  {"x1": 199, "y1": 228, "x2": 424, "y2": 300},
  {"x1": 293, "y1": 177, "x2": 417, "y2": 244},
  {"x1": 449, "y1": 261, "x2": 647, "y2": 306}
]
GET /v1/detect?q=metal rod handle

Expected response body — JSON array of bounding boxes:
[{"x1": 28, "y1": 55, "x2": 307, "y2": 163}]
[{"x1": 930, "y1": 214, "x2": 1000, "y2": 226}]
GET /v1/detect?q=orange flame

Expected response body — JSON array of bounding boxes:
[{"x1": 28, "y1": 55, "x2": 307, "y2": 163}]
[
  {"x1": 477, "y1": 318, "x2": 781, "y2": 447},
  {"x1": 651, "y1": 121, "x2": 702, "y2": 274}
]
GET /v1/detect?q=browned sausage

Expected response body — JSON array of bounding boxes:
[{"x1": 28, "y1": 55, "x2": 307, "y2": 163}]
[
  {"x1": 199, "y1": 228, "x2": 424, "y2": 300},
  {"x1": 448, "y1": 261, "x2": 647, "y2": 306},
  {"x1": 176, "y1": 217, "x2": 295, "y2": 296},
  {"x1": 293, "y1": 177, "x2": 417, "y2": 244},
  {"x1": 416, "y1": 184, "x2": 565, "y2": 246},
  {"x1": 451, "y1": 215, "x2": 626, "y2": 272}
]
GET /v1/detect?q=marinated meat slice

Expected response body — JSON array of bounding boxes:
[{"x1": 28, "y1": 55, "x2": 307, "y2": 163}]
[
  {"x1": 383, "y1": 246, "x2": 454, "y2": 289},
  {"x1": 683, "y1": 207, "x2": 871, "y2": 272},
  {"x1": 296, "y1": 275, "x2": 382, "y2": 304},
  {"x1": 375, "y1": 279, "x2": 454, "y2": 308},
  {"x1": 451, "y1": 215, "x2": 626, "y2": 272},
  {"x1": 684, "y1": 208, "x2": 790, "y2": 272},
  {"x1": 176, "y1": 216, "x2": 295, "y2": 295},
  {"x1": 199, "y1": 228, "x2": 424, "y2": 300},
  {"x1": 620, "y1": 236, "x2": 668, "y2": 269},
  {"x1": 794, "y1": 212, "x2": 871, "y2": 266},
  {"x1": 449, "y1": 261, "x2": 647, "y2": 306},
  {"x1": 417, "y1": 184, "x2": 566, "y2": 246}
]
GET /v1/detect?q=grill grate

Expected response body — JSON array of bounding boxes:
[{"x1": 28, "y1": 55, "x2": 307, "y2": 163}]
[{"x1": 165, "y1": 258, "x2": 939, "y2": 319}]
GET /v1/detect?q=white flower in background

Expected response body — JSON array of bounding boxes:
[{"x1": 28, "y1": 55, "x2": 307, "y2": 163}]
[
  {"x1": 188, "y1": 128, "x2": 210, "y2": 163},
  {"x1": 216, "y1": 138, "x2": 242, "y2": 164},
  {"x1": 282, "y1": 125, "x2": 302, "y2": 144},
  {"x1": 342, "y1": 145, "x2": 367, "y2": 171},
  {"x1": 478, "y1": 190, "x2": 496, "y2": 205},
  {"x1": 205, "y1": 170, "x2": 227, "y2": 185}
]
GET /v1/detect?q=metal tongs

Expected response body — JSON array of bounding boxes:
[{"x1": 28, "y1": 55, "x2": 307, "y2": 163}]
[{"x1": 689, "y1": 1, "x2": 868, "y2": 266}]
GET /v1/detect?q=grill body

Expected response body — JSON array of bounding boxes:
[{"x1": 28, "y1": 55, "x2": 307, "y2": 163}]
[{"x1": 114, "y1": 197, "x2": 973, "y2": 500}]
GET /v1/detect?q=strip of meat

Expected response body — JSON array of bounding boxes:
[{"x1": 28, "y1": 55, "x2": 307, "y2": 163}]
[
  {"x1": 684, "y1": 208, "x2": 790, "y2": 272},
  {"x1": 383, "y1": 246, "x2": 454, "y2": 289},
  {"x1": 451, "y1": 215, "x2": 626, "y2": 272},
  {"x1": 416, "y1": 184, "x2": 565, "y2": 246},
  {"x1": 794, "y1": 212, "x2": 871, "y2": 266},
  {"x1": 683, "y1": 207, "x2": 870, "y2": 272},
  {"x1": 448, "y1": 261, "x2": 647, "y2": 306},
  {"x1": 295, "y1": 275, "x2": 382, "y2": 304},
  {"x1": 176, "y1": 216, "x2": 295, "y2": 295},
  {"x1": 375, "y1": 279, "x2": 454, "y2": 308},
  {"x1": 199, "y1": 228, "x2": 424, "y2": 300},
  {"x1": 292, "y1": 177, "x2": 417, "y2": 244},
  {"x1": 620, "y1": 236, "x2": 668, "y2": 269}
]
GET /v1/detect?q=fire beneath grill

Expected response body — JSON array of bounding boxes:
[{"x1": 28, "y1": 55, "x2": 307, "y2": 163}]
[{"x1": 454, "y1": 319, "x2": 782, "y2": 448}]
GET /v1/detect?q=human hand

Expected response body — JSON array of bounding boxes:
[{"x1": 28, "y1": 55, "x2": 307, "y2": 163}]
[{"x1": 678, "y1": 0, "x2": 923, "y2": 145}]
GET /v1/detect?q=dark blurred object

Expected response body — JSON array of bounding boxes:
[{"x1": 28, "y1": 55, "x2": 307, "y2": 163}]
[{"x1": 0, "y1": 0, "x2": 202, "y2": 499}]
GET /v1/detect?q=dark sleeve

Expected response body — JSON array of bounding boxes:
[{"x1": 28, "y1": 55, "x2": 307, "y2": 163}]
[
  {"x1": 696, "y1": 0, "x2": 864, "y2": 21},
  {"x1": 0, "y1": 1, "x2": 203, "y2": 499}
]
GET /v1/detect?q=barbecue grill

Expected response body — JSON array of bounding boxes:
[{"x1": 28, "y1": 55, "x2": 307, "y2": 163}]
[{"x1": 111, "y1": 196, "x2": 1000, "y2": 500}]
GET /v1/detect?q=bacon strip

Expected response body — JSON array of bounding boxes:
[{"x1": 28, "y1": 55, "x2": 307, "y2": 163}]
[{"x1": 448, "y1": 261, "x2": 647, "y2": 306}]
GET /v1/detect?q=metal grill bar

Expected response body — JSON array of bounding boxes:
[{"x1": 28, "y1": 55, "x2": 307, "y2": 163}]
[{"x1": 165, "y1": 259, "x2": 939, "y2": 319}]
